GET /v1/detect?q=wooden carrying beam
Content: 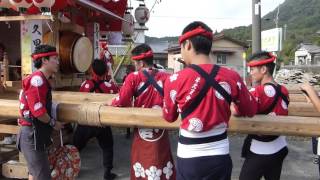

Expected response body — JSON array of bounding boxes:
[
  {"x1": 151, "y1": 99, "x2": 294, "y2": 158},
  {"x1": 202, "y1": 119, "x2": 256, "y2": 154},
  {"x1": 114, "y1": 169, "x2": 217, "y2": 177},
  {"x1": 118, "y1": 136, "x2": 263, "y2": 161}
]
[
  {"x1": 1, "y1": 93, "x2": 320, "y2": 117},
  {"x1": 1, "y1": 99, "x2": 320, "y2": 136},
  {"x1": 52, "y1": 91, "x2": 114, "y2": 103},
  {"x1": 0, "y1": 124, "x2": 19, "y2": 134},
  {"x1": 289, "y1": 94, "x2": 308, "y2": 102},
  {"x1": 0, "y1": 91, "x2": 115, "y2": 103},
  {"x1": 0, "y1": 90, "x2": 315, "y2": 103},
  {"x1": 52, "y1": 93, "x2": 320, "y2": 118}
]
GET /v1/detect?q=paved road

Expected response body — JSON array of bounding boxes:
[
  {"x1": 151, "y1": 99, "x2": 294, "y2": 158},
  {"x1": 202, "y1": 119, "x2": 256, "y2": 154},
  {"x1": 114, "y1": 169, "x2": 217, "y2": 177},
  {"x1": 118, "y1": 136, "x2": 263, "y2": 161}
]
[
  {"x1": 1, "y1": 130, "x2": 319, "y2": 180},
  {"x1": 77, "y1": 130, "x2": 319, "y2": 180}
]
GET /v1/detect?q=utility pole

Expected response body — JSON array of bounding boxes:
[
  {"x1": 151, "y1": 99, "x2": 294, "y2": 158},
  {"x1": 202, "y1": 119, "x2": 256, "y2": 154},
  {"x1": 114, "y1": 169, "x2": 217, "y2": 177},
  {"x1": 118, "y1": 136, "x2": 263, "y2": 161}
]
[{"x1": 252, "y1": 0, "x2": 261, "y2": 54}]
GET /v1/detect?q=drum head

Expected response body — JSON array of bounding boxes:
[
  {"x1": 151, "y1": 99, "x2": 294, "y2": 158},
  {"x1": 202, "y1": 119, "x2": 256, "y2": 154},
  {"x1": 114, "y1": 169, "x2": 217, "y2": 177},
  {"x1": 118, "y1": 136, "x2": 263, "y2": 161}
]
[{"x1": 72, "y1": 37, "x2": 93, "y2": 73}]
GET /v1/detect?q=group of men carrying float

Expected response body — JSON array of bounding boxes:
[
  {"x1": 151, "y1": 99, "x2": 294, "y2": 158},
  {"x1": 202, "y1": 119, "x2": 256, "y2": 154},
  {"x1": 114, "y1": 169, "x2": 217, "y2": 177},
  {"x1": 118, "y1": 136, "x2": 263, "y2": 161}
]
[{"x1": 17, "y1": 21, "x2": 289, "y2": 180}]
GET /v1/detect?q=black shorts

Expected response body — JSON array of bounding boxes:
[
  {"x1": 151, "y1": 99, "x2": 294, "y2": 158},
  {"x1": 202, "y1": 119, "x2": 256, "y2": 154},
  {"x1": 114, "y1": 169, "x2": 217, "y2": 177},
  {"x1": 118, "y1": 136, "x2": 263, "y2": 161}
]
[
  {"x1": 176, "y1": 154, "x2": 232, "y2": 180},
  {"x1": 239, "y1": 147, "x2": 288, "y2": 180},
  {"x1": 17, "y1": 126, "x2": 51, "y2": 180}
]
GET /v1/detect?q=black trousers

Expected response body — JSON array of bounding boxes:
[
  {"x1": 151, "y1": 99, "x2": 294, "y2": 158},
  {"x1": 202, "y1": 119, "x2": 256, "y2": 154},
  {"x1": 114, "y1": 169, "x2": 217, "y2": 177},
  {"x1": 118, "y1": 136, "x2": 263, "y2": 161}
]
[
  {"x1": 239, "y1": 147, "x2": 288, "y2": 180},
  {"x1": 73, "y1": 125, "x2": 114, "y2": 172},
  {"x1": 17, "y1": 126, "x2": 51, "y2": 180},
  {"x1": 312, "y1": 137, "x2": 320, "y2": 176},
  {"x1": 176, "y1": 154, "x2": 232, "y2": 180}
]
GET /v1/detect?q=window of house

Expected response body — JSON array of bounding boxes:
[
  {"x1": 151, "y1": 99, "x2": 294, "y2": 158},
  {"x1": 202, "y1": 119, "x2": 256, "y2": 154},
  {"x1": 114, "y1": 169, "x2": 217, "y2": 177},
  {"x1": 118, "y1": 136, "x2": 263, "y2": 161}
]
[{"x1": 217, "y1": 54, "x2": 227, "y2": 65}]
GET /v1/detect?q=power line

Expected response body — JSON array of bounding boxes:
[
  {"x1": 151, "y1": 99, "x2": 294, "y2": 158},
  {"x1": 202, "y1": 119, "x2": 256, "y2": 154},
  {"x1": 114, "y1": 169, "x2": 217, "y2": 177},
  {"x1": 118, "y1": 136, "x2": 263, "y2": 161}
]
[{"x1": 150, "y1": 15, "x2": 251, "y2": 20}]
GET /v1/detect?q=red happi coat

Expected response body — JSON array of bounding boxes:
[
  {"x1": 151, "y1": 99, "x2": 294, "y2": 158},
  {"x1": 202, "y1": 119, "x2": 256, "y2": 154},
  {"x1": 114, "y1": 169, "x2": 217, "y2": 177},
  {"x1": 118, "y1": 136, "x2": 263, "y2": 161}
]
[
  {"x1": 247, "y1": 83, "x2": 289, "y2": 154},
  {"x1": 18, "y1": 71, "x2": 52, "y2": 126},
  {"x1": 249, "y1": 84, "x2": 289, "y2": 116},
  {"x1": 79, "y1": 74, "x2": 119, "y2": 94},
  {"x1": 163, "y1": 64, "x2": 257, "y2": 131},
  {"x1": 112, "y1": 68, "x2": 176, "y2": 180}
]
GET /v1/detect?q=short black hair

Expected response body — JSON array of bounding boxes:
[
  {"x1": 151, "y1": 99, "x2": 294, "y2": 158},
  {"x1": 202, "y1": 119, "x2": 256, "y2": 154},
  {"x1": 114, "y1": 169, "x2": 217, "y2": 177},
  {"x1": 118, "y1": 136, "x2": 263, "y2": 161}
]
[
  {"x1": 249, "y1": 51, "x2": 275, "y2": 75},
  {"x1": 92, "y1": 59, "x2": 107, "y2": 76},
  {"x1": 32, "y1": 45, "x2": 56, "y2": 69},
  {"x1": 131, "y1": 44, "x2": 153, "y2": 66},
  {"x1": 182, "y1": 21, "x2": 213, "y2": 55}
]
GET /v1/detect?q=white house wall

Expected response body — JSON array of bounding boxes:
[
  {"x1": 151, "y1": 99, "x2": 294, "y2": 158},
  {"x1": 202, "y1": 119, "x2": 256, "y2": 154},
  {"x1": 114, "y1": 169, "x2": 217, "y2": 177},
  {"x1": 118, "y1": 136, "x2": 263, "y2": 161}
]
[{"x1": 295, "y1": 49, "x2": 311, "y2": 65}]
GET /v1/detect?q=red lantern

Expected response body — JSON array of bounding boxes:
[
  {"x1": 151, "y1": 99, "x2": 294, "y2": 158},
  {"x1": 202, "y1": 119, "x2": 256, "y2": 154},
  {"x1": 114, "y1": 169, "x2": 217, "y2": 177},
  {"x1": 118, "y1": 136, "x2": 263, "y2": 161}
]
[
  {"x1": 122, "y1": 11, "x2": 134, "y2": 37},
  {"x1": 32, "y1": 0, "x2": 55, "y2": 13},
  {"x1": 134, "y1": 4, "x2": 149, "y2": 26},
  {"x1": 9, "y1": 0, "x2": 33, "y2": 13},
  {"x1": 0, "y1": 0, "x2": 11, "y2": 11}
]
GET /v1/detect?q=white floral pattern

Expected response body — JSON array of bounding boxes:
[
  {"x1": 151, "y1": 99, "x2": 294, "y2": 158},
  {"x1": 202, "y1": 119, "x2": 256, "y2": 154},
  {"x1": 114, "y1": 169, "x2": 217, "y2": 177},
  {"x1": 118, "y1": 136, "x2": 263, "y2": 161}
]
[
  {"x1": 34, "y1": 102, "x2": 43, "y2": 111},
  {"x1": 215, "y1": 82, "x2": 231, "y2": 100},
  {"x1": 146, "y1": 166, "x2": 162, "y2": 180},
  {"x1": 157, "y1": 81, "x2": 163, "y2": 88},
  {"x1": 163, "y1": 161, "x2": 174, "y2": 179},
  {"x1": 20, "y1": 103, "x2": 25, "y2": 110},
  {"x1": 237, "y1": 81, "x2": 242, "y2": 90},
  {"x1": 23, "y1": 110, "x2": 30, "y2": 118},
  {"x1": 281, "y1": 100, "x2": 288, "y2": 110},
  {"x1": 104, "y1": 81, "x2": 112, "y2": 87},
  {"x1": 264, "y1": 85, "x2": 276, "y2": 97},
  {"x1": 84, "y1": 84, "x2": 90, "y2": 89},
  {"x1": 169, "y1": 74, "x2": 178, "y2": 82},
  {"x1": 188, "y1": 118, "x2": 203, "y2": 132},
  {"x1": 19, "y1": 90, "x2": 23, "y2": 101},
  {"x1": 138, "y1": 128, "x2": 164, "y2": 142},
  {"x1": 133, "y1": 162, "x2": 146, "y2": 178},
  {"x1": 169, "y1": 90, "x2": 177, "y2": 103},
  {"x1": 30, "y1": 75, "x2": 43, "y2": 87}
]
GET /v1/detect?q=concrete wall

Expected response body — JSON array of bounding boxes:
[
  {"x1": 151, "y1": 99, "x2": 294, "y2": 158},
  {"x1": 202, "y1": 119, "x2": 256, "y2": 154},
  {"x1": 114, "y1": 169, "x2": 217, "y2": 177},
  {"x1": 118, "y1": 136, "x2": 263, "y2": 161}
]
[
  {"x1": 167, "y1": 53, "x2": 182, "y2": 73},
  {"x1": 295, "y1": 49, "x2": 311, "y2": 65}
]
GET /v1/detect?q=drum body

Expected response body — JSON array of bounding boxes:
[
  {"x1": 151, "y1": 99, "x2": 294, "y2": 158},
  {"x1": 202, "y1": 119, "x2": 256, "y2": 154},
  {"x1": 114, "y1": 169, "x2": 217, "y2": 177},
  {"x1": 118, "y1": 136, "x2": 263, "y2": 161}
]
[{"x1": 59, "y1": 31, "x2": 93, "y2": 73}]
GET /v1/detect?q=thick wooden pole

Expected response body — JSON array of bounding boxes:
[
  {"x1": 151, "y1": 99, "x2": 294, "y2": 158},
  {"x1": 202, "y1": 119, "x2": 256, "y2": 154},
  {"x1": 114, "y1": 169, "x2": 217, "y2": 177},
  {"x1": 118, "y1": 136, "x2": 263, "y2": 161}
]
[
  {"x1": 289, "y1": 94, "x2": 308, "y2": 102},
  {"x1": 1, "y1": 90, "x2": 316, "y2": 103},
  {"x1": 1, "y1": 99, "x2": 320, "y2": 136},
  {"x1": 52, "y1": 91, "x2": 114, "y2": 103},
  {"x1": 1, "y1": 91, "x2": 320, "y2": 117}
]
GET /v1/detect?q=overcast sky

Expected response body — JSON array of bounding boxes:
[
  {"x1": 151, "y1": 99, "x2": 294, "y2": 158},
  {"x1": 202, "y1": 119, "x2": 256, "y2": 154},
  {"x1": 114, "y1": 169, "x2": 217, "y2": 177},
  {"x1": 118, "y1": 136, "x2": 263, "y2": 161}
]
[{"x1": 130, "y1": 0, "x2": 285, "y2": 37}]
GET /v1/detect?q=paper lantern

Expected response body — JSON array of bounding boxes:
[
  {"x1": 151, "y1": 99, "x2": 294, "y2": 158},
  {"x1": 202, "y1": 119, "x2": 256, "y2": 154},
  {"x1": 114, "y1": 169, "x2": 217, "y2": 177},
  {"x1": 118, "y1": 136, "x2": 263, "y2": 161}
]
[
  {"x1": 122, "y1": 11, "x2": 134, "y2": 37},
  {"x1": 9, "y1": 0, "x2": 33, "y2": 13},
  {"x1": 134, "y1": 4, "x2": 149, "y2": 26},
  {"x1": 32, "y1": 0, "x2": 55, "y2": 13},
  {"x1": 0, "y1": 0, "x2": 11, "y2": 11}
]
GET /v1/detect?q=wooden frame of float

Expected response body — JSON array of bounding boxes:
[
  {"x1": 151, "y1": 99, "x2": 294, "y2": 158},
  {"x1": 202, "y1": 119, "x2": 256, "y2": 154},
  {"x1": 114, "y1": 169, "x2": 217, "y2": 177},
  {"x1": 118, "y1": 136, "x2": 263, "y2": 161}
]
[{"x1": 0, "y1": 15, "x2": 52, "y2": 22}]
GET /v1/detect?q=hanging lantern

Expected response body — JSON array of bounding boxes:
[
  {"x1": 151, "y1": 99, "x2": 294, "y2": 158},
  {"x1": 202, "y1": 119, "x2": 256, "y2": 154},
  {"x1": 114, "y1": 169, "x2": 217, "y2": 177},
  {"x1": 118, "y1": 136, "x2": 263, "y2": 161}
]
[
  {"x1": 32, "y1": 0, "x2": 55, "y2": 13},
  {"x1": 122, "y1": 11, "x2": 134, "y2": 37},
  {"x1": 134, "y1": 4, "x2": 149, "y2": 26},
  {"x1": 9, "y1": 0, "x2": 32, "y2": 13},
  {"x1": 0, "y1": 0, "x2": 11, "y2": 11}
]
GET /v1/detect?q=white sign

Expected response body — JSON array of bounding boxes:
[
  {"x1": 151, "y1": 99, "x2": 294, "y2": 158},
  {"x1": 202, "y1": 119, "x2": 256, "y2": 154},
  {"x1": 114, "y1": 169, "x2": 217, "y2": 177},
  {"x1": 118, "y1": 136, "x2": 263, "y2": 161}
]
[
  {"x1": 262, "y1": 28, "x2": 282, "y2": 52},
  {"x1": 21, "y1": 20, "x2": 43, "y2": 74},
  {"x1": 29, "y1": 20, "x2": 43, "y2": 55}
]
